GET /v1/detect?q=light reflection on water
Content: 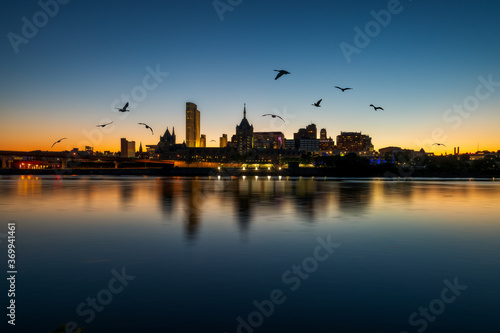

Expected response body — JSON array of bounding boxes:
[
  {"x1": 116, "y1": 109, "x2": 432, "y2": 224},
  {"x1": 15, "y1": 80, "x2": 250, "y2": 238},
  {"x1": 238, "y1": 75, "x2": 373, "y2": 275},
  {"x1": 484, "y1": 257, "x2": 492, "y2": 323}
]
[{"x1": 1, "y1": 176, "x2": 500, "y2": 332}]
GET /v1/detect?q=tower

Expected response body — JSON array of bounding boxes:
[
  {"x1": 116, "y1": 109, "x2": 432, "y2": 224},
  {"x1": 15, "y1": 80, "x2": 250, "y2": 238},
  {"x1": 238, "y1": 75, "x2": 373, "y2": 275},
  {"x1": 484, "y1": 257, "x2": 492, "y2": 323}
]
[
  {"x1": 235, "y1": 104, "x2": 253, "y2": 154},
  {"x1": 186, "y1": 102, "x2": 200, "y2": 147}
]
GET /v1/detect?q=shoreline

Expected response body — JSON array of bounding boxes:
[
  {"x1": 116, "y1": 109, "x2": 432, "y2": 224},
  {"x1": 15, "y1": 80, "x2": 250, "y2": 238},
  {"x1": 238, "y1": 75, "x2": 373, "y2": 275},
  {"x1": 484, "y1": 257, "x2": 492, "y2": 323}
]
[{"x1": 0, "y1": 168, "x2": 497, "y2": 180}]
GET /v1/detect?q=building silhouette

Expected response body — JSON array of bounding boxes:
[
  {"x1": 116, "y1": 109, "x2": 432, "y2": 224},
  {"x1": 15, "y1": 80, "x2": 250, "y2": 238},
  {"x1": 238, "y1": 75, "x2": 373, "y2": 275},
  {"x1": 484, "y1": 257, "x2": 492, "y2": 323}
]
[
  {"x1": 320, "y1": 128, "x2": 327, "y2": 140},
  {"x1": 186, "y1": 102, "x2": 200, "y2": 147},
  {"x1": 156, "y1": 127, "x2": 177, "y2": 154},
  {"x1": 120, "y1": 138, "x2": 136, "y2": 158},
  {"x1": 336, "y1": 132, "x2": 373, "y2": 151},
  {"x1": 200, "y1": 134, "x2": 206, "y2": 148},
  {"x1": 235, "y1": 104, "x2": 253, "y2": 154},
  {"x1": 288, "y1": 123, "x2": 319, "y2": 152},
  {"x1": 220, "y1": 134, "x2": 228, "y2": 148},
  {"x1": 294, "y1": 123, "x2": 317, "y2": 141}
]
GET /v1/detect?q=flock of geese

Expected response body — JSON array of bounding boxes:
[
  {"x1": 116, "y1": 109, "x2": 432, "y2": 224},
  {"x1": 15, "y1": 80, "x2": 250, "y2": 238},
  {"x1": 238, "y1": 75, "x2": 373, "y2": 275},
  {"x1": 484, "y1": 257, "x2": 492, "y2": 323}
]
[
  {"x1": 263, "y1": 69, "x2": 384, "y2": 123},
  {"x1": 50, "y1": 69, "x2": 445, "y2": 149},
  {"x1": 265, "y1": 69, "x2": 447, "y2": 148},
  {"x1": 51, "y1": 102, "x2": 154, "y2": 148}
]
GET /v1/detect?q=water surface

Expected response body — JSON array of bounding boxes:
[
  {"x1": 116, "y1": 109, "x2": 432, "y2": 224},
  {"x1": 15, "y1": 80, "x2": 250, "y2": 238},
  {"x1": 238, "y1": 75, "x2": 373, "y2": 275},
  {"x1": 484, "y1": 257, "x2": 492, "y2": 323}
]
[{"x1": 1, "y1": 175, "x2": 499, "y2": 332}]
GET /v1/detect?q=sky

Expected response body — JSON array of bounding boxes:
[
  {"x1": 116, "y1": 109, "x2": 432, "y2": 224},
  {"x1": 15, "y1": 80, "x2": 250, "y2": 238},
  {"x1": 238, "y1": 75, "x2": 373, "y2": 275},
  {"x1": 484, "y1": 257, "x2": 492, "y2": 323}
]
[{"x1": 1, "y1": 0, "x2": 499, "y2": 154}]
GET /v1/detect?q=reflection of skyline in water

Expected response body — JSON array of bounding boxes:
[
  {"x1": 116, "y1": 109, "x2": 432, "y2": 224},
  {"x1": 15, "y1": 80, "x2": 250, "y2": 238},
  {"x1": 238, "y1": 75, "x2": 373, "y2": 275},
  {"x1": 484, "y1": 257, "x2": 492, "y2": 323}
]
[
  {"x1": 234, "y1": 180, "x2": 252, "y2": 234},
  {"x1": 292, "y1": 179, "x2": 317, "y2": 221},
  {"x1": 158, "y1": 178, "x2": 175, "y2": 216},
  {"x1": 3, "y1": 176, "x2": 500, "y2": 236},
  {"x1": 2, "y1": 178, "x2": 500, "y2": 332},
  {"x1": 336, "y1": 181, "x2": 372, "y2": 216},
  {"x1": 120, "y1": 182, "x2": 133, "y2": 210},
  {"x1": 185, "y1": 180, "x2": 201, "y2": 241}
]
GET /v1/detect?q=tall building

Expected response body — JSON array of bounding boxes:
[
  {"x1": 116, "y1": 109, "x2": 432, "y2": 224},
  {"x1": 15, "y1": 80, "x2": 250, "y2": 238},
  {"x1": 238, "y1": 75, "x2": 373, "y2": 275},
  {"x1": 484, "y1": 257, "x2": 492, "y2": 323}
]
[
  {"x1": 127, "y1": 141, "x2": 136, "y2": 158},
  {"x1": 320, "y1": 128, "x2": 327, "y2": 140},
  {"x1": 186, "y1": 102, "x2": 200, "y2": 147},
  {"x1": 336, "y1": 132, "x2": 374, "y2": 151},
  {"x1": 121, "y1": 138, "x2": 136, "y2": 158},
  {"x1": 196, "y1": 109, "x2": 200, "y2": 146},
  {"x1": 220, "y1": 134, "x2": 228, "y2": 148},
  {"x1": 235, "y1": 104, "x2": 253, "y2": 154},
  {"x1": 120, "y1": 138, "x2": 128, "y2": 157},
  {"x1": 200, "y1": 134, "x2": 206, "y2": 148}
]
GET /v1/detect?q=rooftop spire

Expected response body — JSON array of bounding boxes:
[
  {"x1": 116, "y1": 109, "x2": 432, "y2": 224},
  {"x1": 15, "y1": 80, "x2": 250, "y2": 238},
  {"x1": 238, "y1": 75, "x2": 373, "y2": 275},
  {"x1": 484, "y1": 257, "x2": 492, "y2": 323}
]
[{"x1": 244, "y1": 103, "x2": 246, "y2": 119}]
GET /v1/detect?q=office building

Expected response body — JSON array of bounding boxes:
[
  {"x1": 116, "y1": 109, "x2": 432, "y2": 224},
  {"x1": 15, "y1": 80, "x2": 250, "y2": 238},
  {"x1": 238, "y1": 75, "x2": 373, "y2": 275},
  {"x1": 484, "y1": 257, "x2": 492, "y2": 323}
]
[
  {"x1": 294, "y1": 123, "x2": 317, "y2": 141},
  {"x1": 235, "y1": 104, "x2": 253, "y2": 154},
  {"x1": 220, "y1": 134, "x2": 228, "y2": 148},
  {"x1": 120, "y1": 138, "x2": 136, "y2": 158},
  {"x1": 186, "y1": 102, "x2": 200, "y2": 147},
  {"x1": 336, "y1": 132, "x2": 373, "y2": 151}
]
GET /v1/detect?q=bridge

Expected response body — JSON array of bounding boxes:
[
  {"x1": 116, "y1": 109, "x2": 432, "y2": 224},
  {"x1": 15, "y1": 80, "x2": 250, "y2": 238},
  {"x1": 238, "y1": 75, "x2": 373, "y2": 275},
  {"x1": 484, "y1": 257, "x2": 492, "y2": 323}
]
[{"x1": 0, "y1": 150, "x2": 175, "y2": 169}]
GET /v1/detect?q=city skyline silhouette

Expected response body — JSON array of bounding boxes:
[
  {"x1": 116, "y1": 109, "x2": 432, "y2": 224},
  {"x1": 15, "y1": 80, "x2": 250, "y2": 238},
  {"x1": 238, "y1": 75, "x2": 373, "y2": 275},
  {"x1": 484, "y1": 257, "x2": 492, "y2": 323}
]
[{"x1": 1, "y1": 1, "x2": 500, "y2": 153}]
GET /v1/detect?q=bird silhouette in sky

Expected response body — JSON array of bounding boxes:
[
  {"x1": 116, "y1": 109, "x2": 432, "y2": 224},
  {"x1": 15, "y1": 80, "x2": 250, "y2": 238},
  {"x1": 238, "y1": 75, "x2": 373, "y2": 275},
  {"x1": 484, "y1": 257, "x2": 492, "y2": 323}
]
[
  {"x1": 335, "y1": 86, "x2": 352, "y2": 92},
  {"x1": 432, "y1": 143, "x2": 447, "y2": 147},
  {"x1": 116, "y1": 102, "x2": 130, "y2": 112},
  {"x1": 96, "y1": 121, "x2": 113, "y2": 127},
  {"x1": 210, "y1": 140, "x2": 216, "y2": 142},
  {"x1": 262, "y1": 114, "x2": 285, "y2": 122},
  {"x1": 138, "y1": 123, "x2": 154, "y2": 135},
  {"x1": 370, "y1": 104, "x2": 384, "y2": 111},
  {"x1": 312, "y1": 99, "x2": 322, "y2": 107},
  {"x1": 51, "y1": 138, "x2": 67, "y2": 148},
  {"x1": 274, "y1": 70, "x2": 290, "y2": 80}
]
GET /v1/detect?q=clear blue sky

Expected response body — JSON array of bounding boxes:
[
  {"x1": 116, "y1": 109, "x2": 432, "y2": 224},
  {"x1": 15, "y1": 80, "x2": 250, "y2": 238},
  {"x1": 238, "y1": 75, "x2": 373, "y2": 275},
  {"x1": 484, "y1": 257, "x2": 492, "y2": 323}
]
[{"x1": 1, "y1": 0, "x2": 499, "y2": 153}]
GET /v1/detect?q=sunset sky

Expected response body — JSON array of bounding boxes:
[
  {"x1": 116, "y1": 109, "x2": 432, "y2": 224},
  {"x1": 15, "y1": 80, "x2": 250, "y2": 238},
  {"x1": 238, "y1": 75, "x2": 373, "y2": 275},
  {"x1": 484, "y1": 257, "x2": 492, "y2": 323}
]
[{"x1": 1, "y1": 0, "x2": 499, "y2": 153}]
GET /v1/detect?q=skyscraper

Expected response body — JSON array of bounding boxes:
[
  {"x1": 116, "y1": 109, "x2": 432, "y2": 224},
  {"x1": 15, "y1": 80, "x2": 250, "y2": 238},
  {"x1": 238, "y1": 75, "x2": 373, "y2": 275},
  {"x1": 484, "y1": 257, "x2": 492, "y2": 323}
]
[
  {"x1": 127, "y1": 141, "x2": 136, "y2": 158},
  {"x1": 120, "y1": 138, "x2": 128, "y2": 157},
  {"x1": 120, "y1": 138, "x2": 135, "y2": 157},
  {"x1": 200, "y1": 134, "x2": 206, "y2": 148},
  {"x1": 186, "y1": 102, "x2": 200, "y2": 147},
  {"x1": 235, "y1": 104, "x2": 253, "y2": 154}
]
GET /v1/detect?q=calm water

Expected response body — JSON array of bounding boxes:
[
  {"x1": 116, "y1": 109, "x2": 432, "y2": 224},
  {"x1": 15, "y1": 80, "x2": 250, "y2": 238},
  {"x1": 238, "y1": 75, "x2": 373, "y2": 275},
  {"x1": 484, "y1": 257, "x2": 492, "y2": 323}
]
[{"x1": 1, "y1": 175, "x2": 500, "y2": 333}]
